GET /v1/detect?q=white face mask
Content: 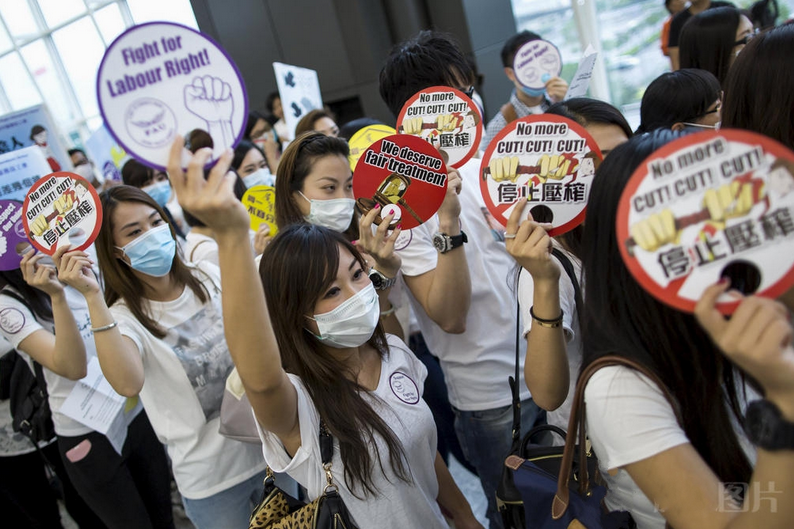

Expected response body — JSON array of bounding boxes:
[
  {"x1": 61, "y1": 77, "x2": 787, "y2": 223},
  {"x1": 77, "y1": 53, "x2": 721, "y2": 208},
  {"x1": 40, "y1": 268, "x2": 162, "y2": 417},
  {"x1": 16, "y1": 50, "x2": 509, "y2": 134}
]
[
  {"x1": 300, "y1": 192, "x2": 355, "y2": 232},
  {"x1": 242, "y1": 167, "x2": 274, "y2": 189},
  {"x1": 307, "y1": 283, "x2": 379, "y2": 348},
  {"x1": 73, "y1": 163, "x2": 96, "y2": 182}
]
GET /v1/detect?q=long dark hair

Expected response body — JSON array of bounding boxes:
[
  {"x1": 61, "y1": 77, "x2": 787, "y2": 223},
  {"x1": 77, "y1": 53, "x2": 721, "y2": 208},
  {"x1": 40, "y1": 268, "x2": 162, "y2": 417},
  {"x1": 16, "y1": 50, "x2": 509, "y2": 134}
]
[
  {"x1": 723, "y1": 23, "x2": 794, "y2": 150},
  {"x1": 259, "y1": 224, "x2": 410, "y2": 497},
  {"x1": 679, "y1": 7, "x2": 742, "y2": 87},
  {"x1": 580, "y1": 130, "x2": 752, "y2": 485},
  {"x1": 637, "y1": 69, "x2": 722, "y2": 133},
  {"x1": 546, "y1": 98, "x2": 633, "y2": 260},
  {"x1": 97, "y1": 186, "x2": 208, "y2": 338},
  {"x1": 274, "y1": 132, "x2": 358, "y2": 240}
]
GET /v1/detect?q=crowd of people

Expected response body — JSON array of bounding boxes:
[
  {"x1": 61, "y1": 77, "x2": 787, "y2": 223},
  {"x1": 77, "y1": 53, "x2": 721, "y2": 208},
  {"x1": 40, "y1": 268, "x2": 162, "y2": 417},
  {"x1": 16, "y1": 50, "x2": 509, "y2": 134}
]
[{"x1": 1, "y1": 3, "x2": 794, "y2": 529}]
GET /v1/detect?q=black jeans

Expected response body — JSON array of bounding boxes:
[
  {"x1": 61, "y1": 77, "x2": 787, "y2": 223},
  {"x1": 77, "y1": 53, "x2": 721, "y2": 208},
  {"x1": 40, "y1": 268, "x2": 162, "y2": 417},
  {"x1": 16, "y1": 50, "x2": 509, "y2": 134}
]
[
  {"x1": 0, "y1": 440, "x2": 106, "y2": 529},
  {"x1": 57, "y1": 411, "x2": 174, "y2": 529}
]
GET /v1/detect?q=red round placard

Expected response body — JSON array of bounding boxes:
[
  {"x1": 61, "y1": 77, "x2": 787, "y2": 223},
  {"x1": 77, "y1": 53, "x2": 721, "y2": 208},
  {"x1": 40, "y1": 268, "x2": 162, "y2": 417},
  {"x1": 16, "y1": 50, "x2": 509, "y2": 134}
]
[
  {"x1": 22, "y1": 172, "x2": 103, "y2": 255},
  {"x1": 616, "y1": 129, "x2": 794, "y2": 314},
  {"x1": 352, "y1": 134, "x2": 448, "y2": 230},
  {"x1": 479, "y1": 114, "x2": 602, "y2": 237},
  {"x1": 396, "y1": 86, "x2": 482, "y2": 169}
]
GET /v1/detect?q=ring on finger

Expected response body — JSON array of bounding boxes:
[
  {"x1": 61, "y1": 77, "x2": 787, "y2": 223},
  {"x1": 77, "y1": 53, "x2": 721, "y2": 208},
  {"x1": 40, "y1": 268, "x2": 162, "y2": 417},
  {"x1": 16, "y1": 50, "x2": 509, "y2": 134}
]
[{"x1": 504, "y1": 233, "x2": 517, "y2": 239}]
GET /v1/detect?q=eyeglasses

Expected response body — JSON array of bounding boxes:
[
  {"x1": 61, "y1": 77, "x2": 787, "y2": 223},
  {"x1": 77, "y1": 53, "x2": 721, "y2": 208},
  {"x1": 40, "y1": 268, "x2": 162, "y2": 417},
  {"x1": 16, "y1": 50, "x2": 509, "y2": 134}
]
[
  {"x1": 735, "y1": 29, "x2": 758, "y2": 47},
  {"x1": 459, "y1": 86, "x2": 475, "y2": 99}
]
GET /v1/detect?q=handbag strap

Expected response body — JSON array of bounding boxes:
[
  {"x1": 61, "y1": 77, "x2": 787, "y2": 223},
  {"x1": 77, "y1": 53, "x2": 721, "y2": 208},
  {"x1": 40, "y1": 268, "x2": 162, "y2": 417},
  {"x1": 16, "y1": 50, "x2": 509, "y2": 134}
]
[
  {"x1": 507, "y1": 295, "x2": 522, "y2": 455},
  {"x1": 551, "y1": 248, "x2": 583, "y2": 330},
  {"x1": 552, "y1": 355, "x2": 683, "y2": 520}
]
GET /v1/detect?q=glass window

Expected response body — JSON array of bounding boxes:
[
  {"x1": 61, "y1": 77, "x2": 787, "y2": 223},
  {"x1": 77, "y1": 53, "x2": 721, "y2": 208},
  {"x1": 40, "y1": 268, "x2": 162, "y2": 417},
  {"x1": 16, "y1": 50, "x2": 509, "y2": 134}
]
[
  {"x1": 0, "y1": 52, "x2": 42, "y2": 110},
  {"x1": 37, "y1": 0, "x2": 88, "y2": 29},
  {"x1": 0, "y1": 18, "x2": 12, "y2": 54},
  {"x1": 21, "y1": 40, "x2": 75, "y2": 124},
  {"x1": 127, "y1": 0, "x2": 198, "y2": 29},
  {"x1": 0, "y1": 0, "x2": 41, "y2": 43},
  {"x1": 94, "y1": 3, "x2": 127, "y2": 43},
  {"x1": 511, "y1": 0, "x2": 581, "y2": 81},
  {"x1": 52, "y1": 17, "x2": 105, "y2": 117}
]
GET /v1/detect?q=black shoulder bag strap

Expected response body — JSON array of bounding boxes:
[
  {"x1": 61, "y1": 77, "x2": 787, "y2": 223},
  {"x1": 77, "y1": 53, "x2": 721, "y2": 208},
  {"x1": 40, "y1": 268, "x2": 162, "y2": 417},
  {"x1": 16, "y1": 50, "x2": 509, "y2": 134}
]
[
  {"x1": 508, "y1": 294, "x2": 522, "y2": 455},
  {"x1": 551, "y1": 248, "x2": 583, "y2": 330}
]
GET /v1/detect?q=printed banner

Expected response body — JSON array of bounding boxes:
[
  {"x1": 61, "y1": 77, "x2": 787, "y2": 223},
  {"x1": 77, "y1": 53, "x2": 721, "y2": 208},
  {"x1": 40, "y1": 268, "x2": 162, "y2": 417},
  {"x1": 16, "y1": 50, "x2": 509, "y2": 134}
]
[
  {"x1": 273, "y1": 62, "x2": 322, "y2": 140},
  {"x1": 513, "y1": 39, "x2": 563, "y2": 91},
  {"x1": 242, "y1": 185, "x2": 277, "y2": 235},
  {"x1": 0, "y1": 104, "x2": 70, "y2": 173},
  {"x1": 348, "y1": 124, "x2": 396, "y2": 171},
  {"x1": 617, "y1": 130, "x2": 794, "y2": 314},
  {"x1": 396, "y1": 86, "x2": 482, "y2": 169},
  {"x1": 97, "y1": 22, "x2": 248, "y2": 171},
  {"x1": 479, "y1": 115, "x2": 601, "y2": 236},
  {"x1": 353, "y1": 134, "x2": 447, "y2": 230},
  {"x1": 84, "y1": 123, "x2": 130, "y2": 183},
  {"x1": 0, "y1": 200, "x2": 29, "y2": 271},
  {"x1": 0, "y1": 146, "x2": 52, "y2": 202},
  {"x1": 22, "y1": 172, "x2": 102, "y2": 255}
]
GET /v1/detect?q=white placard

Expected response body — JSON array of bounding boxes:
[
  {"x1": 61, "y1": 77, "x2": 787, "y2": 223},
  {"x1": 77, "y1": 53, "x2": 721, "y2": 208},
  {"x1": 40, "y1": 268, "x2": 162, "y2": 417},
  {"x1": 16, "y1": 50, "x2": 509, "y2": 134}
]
[
  {"x1": 273, "y1": 62, "x2": 323, "y2": 140},
  {"x1": 565, "y1": 45, "x2": 598, "y2": 100}
]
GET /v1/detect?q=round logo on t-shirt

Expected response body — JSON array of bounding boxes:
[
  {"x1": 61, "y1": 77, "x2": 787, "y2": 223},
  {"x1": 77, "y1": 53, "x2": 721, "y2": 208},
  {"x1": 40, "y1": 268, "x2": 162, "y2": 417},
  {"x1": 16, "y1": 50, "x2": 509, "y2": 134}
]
[
  {"x1": 0, "y1": 307, "x2": 25, "y2": 334},
  {"x1": 389, "y1": 371, "x2": 420, "y2": 405}
]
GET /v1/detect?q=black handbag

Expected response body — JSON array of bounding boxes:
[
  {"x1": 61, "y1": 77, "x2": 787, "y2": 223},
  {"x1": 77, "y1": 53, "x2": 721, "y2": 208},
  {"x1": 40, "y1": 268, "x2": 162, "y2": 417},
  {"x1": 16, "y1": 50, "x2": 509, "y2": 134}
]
[
  {"x1": 249, "y1": 420, "x2": 359, "y2": 529},
  {"x1": 496, "y1": 249, "x2": 584, "y2": 528}
]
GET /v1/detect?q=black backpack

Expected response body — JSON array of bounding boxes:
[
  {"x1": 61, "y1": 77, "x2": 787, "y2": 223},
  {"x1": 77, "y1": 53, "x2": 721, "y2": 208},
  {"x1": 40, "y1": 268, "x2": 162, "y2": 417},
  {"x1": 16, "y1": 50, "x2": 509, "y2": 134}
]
[{"x1": 0, "y1": 290, "x2": 56, "y2": 446}]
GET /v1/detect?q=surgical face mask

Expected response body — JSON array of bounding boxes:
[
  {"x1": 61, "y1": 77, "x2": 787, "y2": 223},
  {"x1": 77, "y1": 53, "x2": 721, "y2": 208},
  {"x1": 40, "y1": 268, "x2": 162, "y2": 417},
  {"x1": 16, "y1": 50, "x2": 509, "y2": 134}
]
[
  {"x1": 73, "y1": 163, "x2": 96, "y2": 183},
  {"x1": 300, "y1": 192, "x2": 355, "y2": 232},
  {"x1": 116, "y1": 224, "x2": 176, "y2": 277},
  {"x1": 519, "y1": 85, "x2": 546, "y2": 98},
  {"x1": 682, "y1": 122, "x2": 720, "y2": 130},
  {"x1": 143, "y1": 180, "x2": 172, "y2": 207},
  {"x1": 242, "y1": 167, "x2": 274, "y2": 189},
  {"x1": 307, "y1": 283, "x2": 380, "y2": 348}
]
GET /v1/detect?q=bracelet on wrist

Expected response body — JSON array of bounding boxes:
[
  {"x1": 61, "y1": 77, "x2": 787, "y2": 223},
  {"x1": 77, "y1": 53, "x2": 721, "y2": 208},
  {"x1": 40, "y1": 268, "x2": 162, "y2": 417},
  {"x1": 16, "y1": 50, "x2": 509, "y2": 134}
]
[
  {"x1": 91, "y1": 321, "x2": 118, "y2": 333},
  {"x1": 380, "y1": 304, "x2": 396, "y2": 317},
  {"x1": 529, "y1": 306, "x2": 563, "y2": 328}
]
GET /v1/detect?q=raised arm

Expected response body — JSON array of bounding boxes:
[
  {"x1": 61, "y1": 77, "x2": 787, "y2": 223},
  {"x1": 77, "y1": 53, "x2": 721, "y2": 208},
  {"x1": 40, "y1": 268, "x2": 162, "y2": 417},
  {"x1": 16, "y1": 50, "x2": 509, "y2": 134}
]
[
  {"x1": 619, "y1": 286, "x2": 794, "y2": 529},
  {"x1": 402, "y1": 169, "x2": 471, "y2": 333},
  {"x1": 505, "y1": 200, "x2": 569, "y2": 410},
  {"x1": 167, "y1": 139, "x2": 299, "y2": 446},
  {"x1": 16, "y1": 248, "x2": 87, "y2": 380},
  {"x1": 57, "y1": 250, "x2": 144, "y2": 397}
]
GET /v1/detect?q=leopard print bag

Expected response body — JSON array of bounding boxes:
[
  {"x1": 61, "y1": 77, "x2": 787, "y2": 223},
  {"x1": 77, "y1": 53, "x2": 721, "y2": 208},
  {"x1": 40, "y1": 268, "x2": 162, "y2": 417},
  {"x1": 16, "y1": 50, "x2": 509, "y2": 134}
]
[{"x1": 249, "y1": 422, "x2": 359, "y2": 529}]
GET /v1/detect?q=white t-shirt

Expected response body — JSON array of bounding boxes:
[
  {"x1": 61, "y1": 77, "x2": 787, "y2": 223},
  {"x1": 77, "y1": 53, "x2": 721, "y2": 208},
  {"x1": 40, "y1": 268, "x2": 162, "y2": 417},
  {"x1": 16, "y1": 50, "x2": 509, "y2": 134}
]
[
  {"x1": 257, "y1": 335, "x2": 447, "y2": 528},
  {"x1": 0, "y1": 286, "x2": 142, "y2": 437},
  {"x1": 518, "y1": 246, "x2": 582, "y2": 431},
  {"x1": 585, "y1": 366, "x2": 757, "y2": 529},
  {"x1": 184, "y1": 231, "x2": 219, "y2": 266},
  {"x1": 113, "y1": 262, "x2": 265, "y2": 499},
  {"x1": 394, "y1": 157, "x2": 529, "y2": 411}
]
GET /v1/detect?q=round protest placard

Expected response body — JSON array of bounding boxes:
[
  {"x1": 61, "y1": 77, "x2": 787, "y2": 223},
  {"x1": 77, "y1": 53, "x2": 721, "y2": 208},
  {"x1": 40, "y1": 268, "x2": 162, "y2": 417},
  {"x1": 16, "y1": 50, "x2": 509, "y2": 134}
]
[
  {"x1": 396, "y1": 86, "x2": 482, "y2": 169},
  {"x1": 242, "y1": 185, "x2": 277, "y2": 235},
  {"x1": 513, "y1": 39, "x2": 563, "y2": 91},
  {"x1": 97, "y1": 22, "x2": 248, "y2": 171},
  {"x1": 0, "y1": 200, "x2": 30, "y2": 271},
  {"x1": 617, "y1": 129, "x2": 794, "y2": 314},
  {"x1": 352, "y1": 134, "x2": 447, "y2": 230},
  {"x1": 22, "y1": 172, "x2": 102, "y2": 256},
  {"x1": 479, "y1": 115, "x2": 602, "y2": 236},
  {"x1": 348, "y1": 124, "x2": 396, "y2": 171}
]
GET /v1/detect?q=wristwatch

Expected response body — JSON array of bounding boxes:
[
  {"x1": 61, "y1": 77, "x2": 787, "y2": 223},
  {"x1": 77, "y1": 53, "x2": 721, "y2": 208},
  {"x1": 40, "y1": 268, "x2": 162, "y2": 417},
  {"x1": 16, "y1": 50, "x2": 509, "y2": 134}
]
[
  {"x1": 369, "y1": 268, "x2": 397, "y2": 290},
  {"x1": 432, "y1": 231, "x2": 468, "y2": 254},
  {"x1": 744, "y1": 399, "x2": 794, "y2": 451}
]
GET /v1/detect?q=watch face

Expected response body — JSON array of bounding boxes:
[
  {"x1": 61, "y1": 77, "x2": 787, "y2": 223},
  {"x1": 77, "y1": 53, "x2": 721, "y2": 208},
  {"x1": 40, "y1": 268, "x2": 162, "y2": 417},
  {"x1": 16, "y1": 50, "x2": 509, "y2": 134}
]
[
  {"x1": 370, "y1": 273, "x2": 382, "y2": 288},
  {"x1": 433, "y1": 234, "x2": 446, "y2": 252}
]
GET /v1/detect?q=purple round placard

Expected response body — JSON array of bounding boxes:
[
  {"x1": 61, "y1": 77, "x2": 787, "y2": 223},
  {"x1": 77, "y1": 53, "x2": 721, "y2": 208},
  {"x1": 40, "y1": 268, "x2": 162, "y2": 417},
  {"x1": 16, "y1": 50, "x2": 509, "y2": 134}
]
[
  {"x1": 0, "y1": 200, "x2": 30, "y2": 271},
  {"x1": 96, "y1": 21, "x2": 249, "y2": 171}
]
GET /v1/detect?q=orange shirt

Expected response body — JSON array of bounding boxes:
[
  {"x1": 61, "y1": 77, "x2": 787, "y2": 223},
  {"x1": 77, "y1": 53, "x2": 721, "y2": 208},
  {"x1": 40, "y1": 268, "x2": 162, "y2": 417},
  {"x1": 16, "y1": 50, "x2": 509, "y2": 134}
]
[{"x1": 661, "y1": 16, "x2": 673, "y2": 56}]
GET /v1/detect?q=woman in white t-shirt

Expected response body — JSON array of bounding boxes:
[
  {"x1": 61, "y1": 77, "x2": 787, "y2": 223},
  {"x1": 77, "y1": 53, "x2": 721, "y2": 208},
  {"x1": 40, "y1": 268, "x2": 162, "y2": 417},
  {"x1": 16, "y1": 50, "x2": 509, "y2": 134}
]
[
  {"x1": 0, "y1": 248, "x2": 173, "y2": 529},
  {"x1": 61, "y1": 185, "x2": 266, "y2": 529},
  {"x1": 165, "y1": 141, "x2": 484, "y2": 529},
  {"x1": 576, "y1": 129, "x2": 794, "y2": 529},
  {"x1": 506, "y1": 98, "x2": 631, "y2": 431}
]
